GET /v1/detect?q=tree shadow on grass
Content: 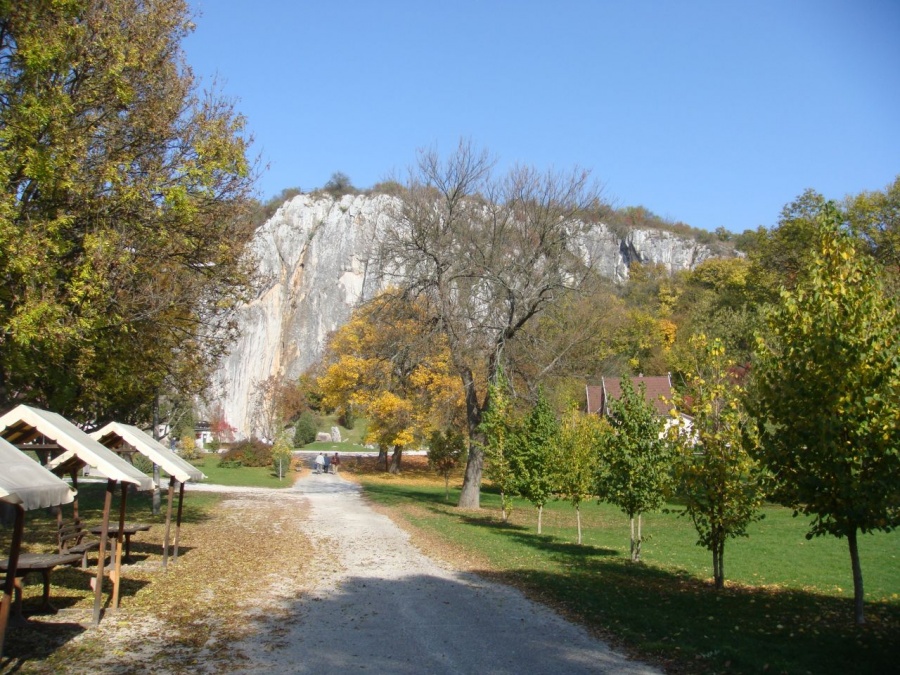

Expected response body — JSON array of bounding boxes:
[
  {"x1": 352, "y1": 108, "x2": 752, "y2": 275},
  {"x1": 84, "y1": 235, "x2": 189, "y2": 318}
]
[
  {"x1": 361, "y1": 482, "x2": 451, "y2": 507},
  {"x1": 1, "y1": 620, "x2": 85, "y2": 673},
  {"x1": 425, "y1": 505, "x2": 619, "y2": 558},
  {"x1": 500, "y1": 528, "x2": 619, "y2": 559},
  {"x1": 503, "y1": 561, "x2": 900, "y2": 675}
]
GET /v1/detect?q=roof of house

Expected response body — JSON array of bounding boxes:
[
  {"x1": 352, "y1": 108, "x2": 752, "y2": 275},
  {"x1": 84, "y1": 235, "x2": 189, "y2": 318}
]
[{"x1": 586, "y1": 375, "x2": 673, "y2": 417}]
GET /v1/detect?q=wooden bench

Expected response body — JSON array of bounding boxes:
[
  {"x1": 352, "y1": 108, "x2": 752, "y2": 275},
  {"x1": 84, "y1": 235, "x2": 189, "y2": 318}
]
[{"x1": 57, "y1": 520, "x2": 100, "y2": 569}]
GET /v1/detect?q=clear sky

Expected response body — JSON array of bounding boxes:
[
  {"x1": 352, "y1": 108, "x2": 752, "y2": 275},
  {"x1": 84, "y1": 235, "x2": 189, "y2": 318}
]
[{"x1": 183, "y1": 0, "x2": 899, "y2": 233}]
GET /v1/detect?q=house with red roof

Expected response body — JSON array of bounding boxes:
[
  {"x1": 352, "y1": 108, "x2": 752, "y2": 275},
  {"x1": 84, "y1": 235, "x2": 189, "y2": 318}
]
[{"x1": 585, "y1": 375, "x2": 674, "y2": 418}]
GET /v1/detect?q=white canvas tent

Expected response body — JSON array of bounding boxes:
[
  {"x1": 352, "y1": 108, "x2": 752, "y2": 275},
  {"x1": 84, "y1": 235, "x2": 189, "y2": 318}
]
[
  {"x1": 0, "y1": 405, "x2": 152, "y2": 624},
  {"x1": 0, "y1": 439, "x2": 76, "y2": 657},
  {"x1": 92, "y1": 422, "x2": 205, "y2": 568}
]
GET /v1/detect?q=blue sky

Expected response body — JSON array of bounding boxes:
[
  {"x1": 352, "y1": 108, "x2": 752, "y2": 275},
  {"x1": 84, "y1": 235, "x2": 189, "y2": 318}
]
[{"x1": 184, "y1": 1, "x2": 899, "y2": 233}]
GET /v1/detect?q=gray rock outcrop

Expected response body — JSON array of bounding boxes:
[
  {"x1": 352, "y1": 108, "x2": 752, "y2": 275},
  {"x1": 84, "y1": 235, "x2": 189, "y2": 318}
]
[{"x1": 211, "y1": 193, "x2": 716, "y2": 438}]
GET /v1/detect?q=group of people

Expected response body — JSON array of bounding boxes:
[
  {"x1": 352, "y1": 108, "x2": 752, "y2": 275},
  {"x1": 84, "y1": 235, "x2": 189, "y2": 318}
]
[{"x1": 314, "y1": 452, "x2": 340, "y2": 474}]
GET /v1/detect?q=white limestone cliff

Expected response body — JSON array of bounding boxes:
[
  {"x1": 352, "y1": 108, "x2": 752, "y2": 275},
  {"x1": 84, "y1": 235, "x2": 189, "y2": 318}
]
[{"x1": 211, "y1": 193, "x2": 715, "y2": 437}]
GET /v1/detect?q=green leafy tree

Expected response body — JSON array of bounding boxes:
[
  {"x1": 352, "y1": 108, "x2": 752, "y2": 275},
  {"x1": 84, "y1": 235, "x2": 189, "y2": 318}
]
[
  {"x1": 511, "y1": 390, "x2": 559, "y2": 534},
  {"x1": 428, "y1": 428, "x2": 468, "y2": 501},
  {"x1": 745, "y1": 189, "x2": 828, "y2": 304},
  {"x1": 480, "y1": 373, "x2": 518, "y2": 521},
  {"x1": 271, "y1": 431, "x2": 293, "y2": 481},
  {"x1": 557, "y1": 407, "x2": 603, "y2": 544},
  {"x1": 0, "y1": 0, "x2": 257, "y2": 423},
  {"x1": 671, "y1": 334, "x2": 764, "y2": 590},
  {"x1": 844, "y1": 174, "x2": 900, "y2": 295},
  {"x1": 596, "y1": 377, "x2": 672, "y2": 561},
  {"x1": 750, "y1": 204, "x2": 900, "y2": 623}
]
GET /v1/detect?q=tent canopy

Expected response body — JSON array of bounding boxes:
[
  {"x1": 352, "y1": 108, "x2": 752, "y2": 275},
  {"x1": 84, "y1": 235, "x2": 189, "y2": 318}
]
[
  {"x1": 92, "y1": 422, "x2": 205, "y2": 485},
  {"x1": 0, "y1": 438, "x2": 75, "y2": 510},
  {"x1": 0, "y1": 405, "x2": 152, "y2": 490}
]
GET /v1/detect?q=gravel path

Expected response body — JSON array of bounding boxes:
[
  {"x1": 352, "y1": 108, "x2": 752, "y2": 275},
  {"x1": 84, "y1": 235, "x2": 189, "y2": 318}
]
[{"x1": 227, "y1": 473, "x2": 661, "y2": 674}]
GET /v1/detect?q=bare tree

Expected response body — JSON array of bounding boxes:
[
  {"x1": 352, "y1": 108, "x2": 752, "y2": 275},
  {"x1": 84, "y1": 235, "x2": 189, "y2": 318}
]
[{"x1": 377, "y1": 140, "x2": 608, "y2": 508}]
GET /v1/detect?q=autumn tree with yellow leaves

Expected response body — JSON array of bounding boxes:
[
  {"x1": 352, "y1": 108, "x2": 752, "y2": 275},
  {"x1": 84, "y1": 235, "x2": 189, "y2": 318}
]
[
  {"x1": 0, "y1": 0, "x2": 258, "y2": 423},
  {"x1": 750, "y1": 204, "x2": 900, "y2": 624},
  {"x1": 317, "y1": 292, "x2": 464, "y2": 473}
]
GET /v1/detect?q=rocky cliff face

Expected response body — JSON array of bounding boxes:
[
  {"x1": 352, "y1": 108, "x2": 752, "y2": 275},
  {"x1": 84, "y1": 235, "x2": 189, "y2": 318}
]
[{"x1": 211, "y1": 193, "x2": 716, "y2": 437}]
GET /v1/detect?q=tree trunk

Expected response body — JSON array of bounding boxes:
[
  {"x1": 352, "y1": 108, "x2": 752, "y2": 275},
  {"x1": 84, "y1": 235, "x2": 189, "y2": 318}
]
[
  {"x1": 457, "y1": 367, "x2": 484, "y2": 509},
  {"x1": 636, "y1": 513, "x2": 642, "y2": 561},
  {"x1": 576, "y1": 505, "x2": 582, "y2": 545},
  {"x1": 377, "y1": 447, "x2": 388, "y2": 471},
  {"x1": 848, "y1": 527, "x2": 865, "y2": 625},
  {"x1": 537, "y1": 504, "x2": 543, "y2": 534},
  {"x1": 713, "y1": 535, "x2": 725, "y2": 590},
  {"x1": 630, "y1": 515, "x2": 643, "y2": 562},
  {"x1": 388, "y1": 446, "x2": 402, "y2": 474},
  {"x1": 152, "y1": 395, "x2": 161, "y2": 515},
  {"x1": 444, "y1": 475, "x2": 450, "y2": 502},
  {"x1": 500, "y1": 490, "x2": 508, "y2": 522},
  {"x1": 630, "y1": 516, "x2": 635, "y2": 561},
  {"x1": 152, "y1": 464, "x2": 161, "y2": 515}
]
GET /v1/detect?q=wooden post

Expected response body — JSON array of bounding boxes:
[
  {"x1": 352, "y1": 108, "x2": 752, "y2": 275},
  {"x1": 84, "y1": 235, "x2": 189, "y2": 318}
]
[
  {"x1": 173, "y1": 481, "x2": 185, "y2": 563},
  {"x1": 162, "y1": 476, "x2": 175, "y2": 569},
  {"x1": 0, "y1": 505, "x2": 25, "y2": 658},
  {"x1": 70, "y1": 469, "x2": 80, "y2": 523},
  {"x1": 92, "y1": 479, "x2": 115, "y2": 625},
  {"x1": 111, "y1": 483, "x2": 128, "y2": 610}
]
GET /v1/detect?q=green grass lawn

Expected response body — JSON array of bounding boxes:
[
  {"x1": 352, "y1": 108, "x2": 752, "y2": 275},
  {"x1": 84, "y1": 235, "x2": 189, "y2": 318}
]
[
  {"x1": 189, "y1": 454, "x2": 297, "y2": 488},
  {"x1": 359, "y1": 478, "x2": 899, "y2": 675}
]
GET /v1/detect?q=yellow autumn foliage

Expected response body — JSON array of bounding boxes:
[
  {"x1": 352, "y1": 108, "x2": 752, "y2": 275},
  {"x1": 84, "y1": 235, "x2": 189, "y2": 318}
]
[{"x1": 318, "y1": 291, "x2": 465, "y2": 451}]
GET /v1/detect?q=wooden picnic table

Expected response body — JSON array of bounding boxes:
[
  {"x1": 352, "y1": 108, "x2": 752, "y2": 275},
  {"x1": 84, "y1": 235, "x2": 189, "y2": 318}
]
[
  {"x1": 90, "y1": 523, "x2": 151, "y2": 563},
  {"x1": 0, "y1": 552, "x2": 83, "y2": 622}
]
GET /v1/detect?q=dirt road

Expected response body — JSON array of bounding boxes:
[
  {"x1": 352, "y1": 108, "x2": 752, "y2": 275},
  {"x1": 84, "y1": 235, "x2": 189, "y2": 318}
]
[{"x1": 226, "y1": 473, "x2": 659, "y2": 674}]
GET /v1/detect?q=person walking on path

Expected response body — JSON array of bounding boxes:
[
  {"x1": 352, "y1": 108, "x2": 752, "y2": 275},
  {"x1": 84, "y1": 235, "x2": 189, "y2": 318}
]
[
  {"x1": 314, "y1": 452, "x2": 325, "y2": 474},
  {"x1": 323, "y1": 453, "x2": 331, "y2": 474},
  {"x1": 331, "y1": 452, "x2": 340, "y2": 474}
]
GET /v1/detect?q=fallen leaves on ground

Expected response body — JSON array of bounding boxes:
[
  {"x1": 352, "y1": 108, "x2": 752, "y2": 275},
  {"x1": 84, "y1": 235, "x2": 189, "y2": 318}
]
[{"x1": 4, "y1": 491, "x2": 315, "y2": 674}]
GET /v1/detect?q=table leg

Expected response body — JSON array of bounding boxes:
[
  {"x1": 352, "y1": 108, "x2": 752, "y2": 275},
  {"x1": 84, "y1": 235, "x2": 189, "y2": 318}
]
[
  {"x1": 36, "y1": 570, "x2": 57, "y2": 614},
  {"x1": 10, "y1": 578, "x2": 26, "y2": 626}
]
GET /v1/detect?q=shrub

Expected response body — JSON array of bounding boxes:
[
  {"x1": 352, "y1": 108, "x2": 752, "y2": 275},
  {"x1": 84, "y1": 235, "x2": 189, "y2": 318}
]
[
  {"x1": 293, "y1": 411, "x2": 318, "y2": 447},
  {"x1": 179, "y1": 435, "x2": 202, "y2": 461},
  {"x1": 321, "y1": 171, "x2": 358, "y2": 197},
  {"x1": 218, "y1": 438, "x2": 272, "y2": 468},
  {"x1": 338, "y1": 407, "x2": 356, "y2": 430}
]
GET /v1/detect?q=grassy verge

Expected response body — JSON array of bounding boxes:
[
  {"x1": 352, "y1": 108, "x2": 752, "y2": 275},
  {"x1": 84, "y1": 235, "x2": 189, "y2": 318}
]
[
  {"x1": 351, "y1": 457, "x2": 900, "y2": 675},
  {"x1": 189, "y1": 454, "x2": 299, "y2": 488}
]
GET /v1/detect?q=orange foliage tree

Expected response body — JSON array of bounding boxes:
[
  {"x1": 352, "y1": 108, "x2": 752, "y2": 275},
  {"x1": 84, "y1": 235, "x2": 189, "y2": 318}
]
[{"x1": 317, "y1": 291, "x2": 464, "y2": 473}]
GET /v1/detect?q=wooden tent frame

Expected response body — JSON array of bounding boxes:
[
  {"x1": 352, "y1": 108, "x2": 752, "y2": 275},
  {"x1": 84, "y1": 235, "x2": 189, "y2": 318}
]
[
  {"x1": 91, "y1": 423, "x2": 205, "y2": 569},
  {"x1": 0, "y1": 439, "x2": 75, "y2": 657},
  {"x1": 0, "y1": 406, "x2": 152, "y2": 625}
]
